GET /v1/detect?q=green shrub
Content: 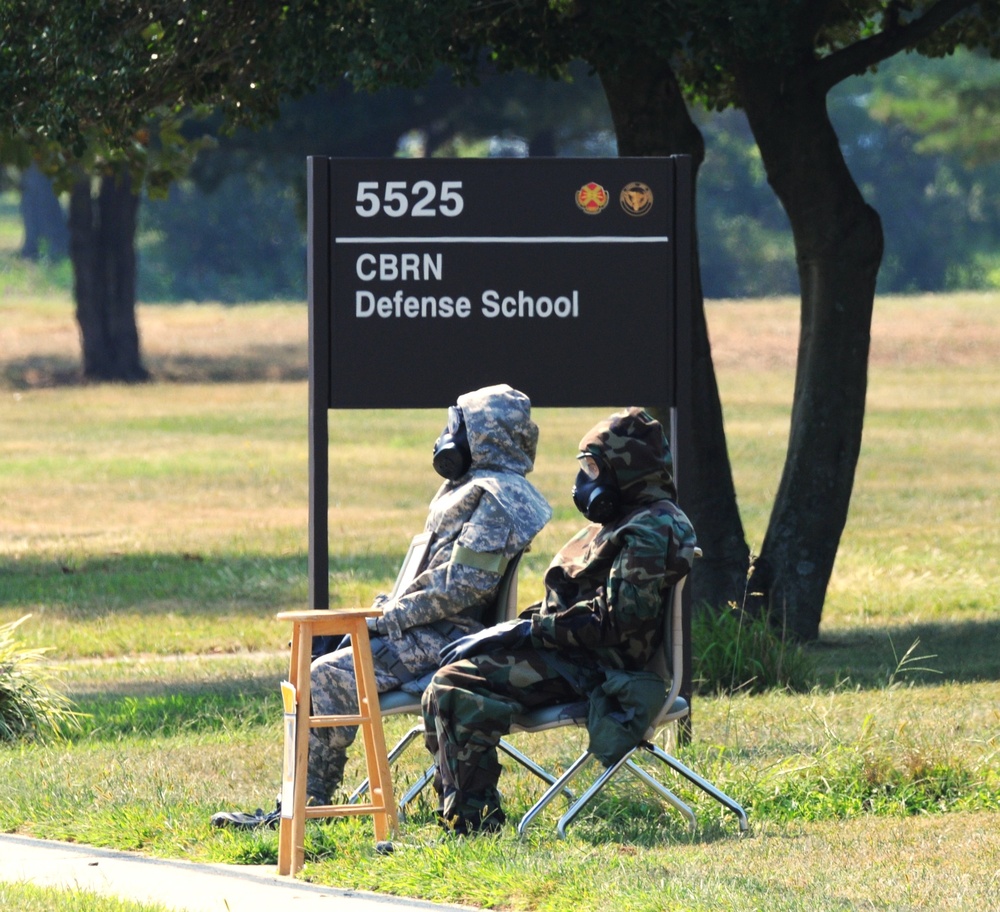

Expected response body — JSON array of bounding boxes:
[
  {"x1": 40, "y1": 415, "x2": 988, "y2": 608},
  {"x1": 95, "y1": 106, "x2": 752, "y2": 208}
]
[
  {"x1": 0, "y1": 615, "x2": 81, "y2": 742},
  {"x1": 691, "y1": 603, "x2": 817, "y2": 695}
]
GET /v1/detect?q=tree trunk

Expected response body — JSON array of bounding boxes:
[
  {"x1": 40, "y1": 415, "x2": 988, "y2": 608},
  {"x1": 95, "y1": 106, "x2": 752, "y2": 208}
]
[
  {"x1": 20, "y1": 163, "x2": 69, "y2": 261},
  {"x1": 68, "y1": 172, "x2": 149, "y2": 383},
  {"x1": 597, "y1": 59, "x2": 751, "y2": 612},
  {"x1": 736, "y1": 65, "x2": 882, "y2": 641}
]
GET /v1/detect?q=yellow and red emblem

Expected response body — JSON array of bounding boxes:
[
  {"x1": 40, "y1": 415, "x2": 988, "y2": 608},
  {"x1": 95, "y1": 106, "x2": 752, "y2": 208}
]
[{"x1": 576, "y1": 182, "x2": 609, "y2": 214}]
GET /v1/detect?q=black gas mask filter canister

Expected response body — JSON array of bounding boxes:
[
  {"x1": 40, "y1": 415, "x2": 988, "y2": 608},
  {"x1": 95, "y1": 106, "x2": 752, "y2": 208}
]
[{"x1": 432, "y1": 406, "x2": 472, "y2": 480}]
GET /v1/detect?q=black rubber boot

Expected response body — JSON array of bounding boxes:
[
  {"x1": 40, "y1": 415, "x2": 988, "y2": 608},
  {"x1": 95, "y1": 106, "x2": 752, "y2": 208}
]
[{"x1": 210, "y1": 804, "x2": 281, "y2": 830}]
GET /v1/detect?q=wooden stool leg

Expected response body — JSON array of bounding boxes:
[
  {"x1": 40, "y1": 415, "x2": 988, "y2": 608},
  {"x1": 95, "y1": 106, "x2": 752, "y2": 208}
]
[
  {"x1": 276, "y1": 621, "x2": 300, "y2": 876},
  {"x1": 349, "y1": 620, "x2": 399, "y2": 841},
  {"x1": 278, "y1": 619, "x2": 314, "y2": 876}
]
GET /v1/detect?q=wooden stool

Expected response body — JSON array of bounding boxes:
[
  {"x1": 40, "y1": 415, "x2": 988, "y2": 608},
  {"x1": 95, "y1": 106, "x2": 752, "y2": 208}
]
[{"x1": 276, "y1": 609, "x2": 399, "y2": 876}]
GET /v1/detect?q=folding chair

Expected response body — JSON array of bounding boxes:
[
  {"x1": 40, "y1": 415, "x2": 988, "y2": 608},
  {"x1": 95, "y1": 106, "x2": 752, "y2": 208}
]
[
  {"x1": 349, "y1": 547, "x2": 558, "y2": 817},
  {"x1": 514, "y1": 552, "x2": 749, "y2": 838}
]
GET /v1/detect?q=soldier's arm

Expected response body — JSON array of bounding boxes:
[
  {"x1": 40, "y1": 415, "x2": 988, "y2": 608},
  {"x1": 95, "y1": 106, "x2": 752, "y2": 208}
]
[
  {"x1": 378, "y1": 493, "x2": 513, "y2": 639},
  {"x1": 530, "y1": 513, "x2": 693, "y2": 659}
]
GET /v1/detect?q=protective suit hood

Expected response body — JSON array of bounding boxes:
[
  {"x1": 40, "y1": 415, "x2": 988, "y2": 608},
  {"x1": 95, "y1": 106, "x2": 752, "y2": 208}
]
[
  {"x1": 578, "y1": 407, "x2": 677, "y2": 508},
  {"x1": 456, "y1": 383, "x2": 538, "y2": 477},
  {"x1": 426, "y1": 383, "x2": 551, "y2": 558}
]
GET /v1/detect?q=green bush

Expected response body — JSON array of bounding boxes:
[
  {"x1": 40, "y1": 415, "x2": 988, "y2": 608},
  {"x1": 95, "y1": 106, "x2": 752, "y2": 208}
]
[
  {"x1": 691, "y1": 603, "x2": 817, "y2": 695},
  {"x1": 0, "y1": 615, "x2": 81, "y2": 742}
]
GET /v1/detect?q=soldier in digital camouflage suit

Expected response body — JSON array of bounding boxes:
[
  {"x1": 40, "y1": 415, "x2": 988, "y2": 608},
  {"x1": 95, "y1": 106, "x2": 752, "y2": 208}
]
[
  {"x1": 306, "y1": 383, "x2": 552, "y2": 805},
  {"x1": 422, "y1": 407, "x2": 696, "y2": 834}
]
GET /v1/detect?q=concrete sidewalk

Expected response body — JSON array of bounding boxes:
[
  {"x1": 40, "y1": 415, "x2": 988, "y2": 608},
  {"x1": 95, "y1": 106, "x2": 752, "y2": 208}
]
[{"x1": 0, "y1": 833, "x2": 471, "y2": 912}]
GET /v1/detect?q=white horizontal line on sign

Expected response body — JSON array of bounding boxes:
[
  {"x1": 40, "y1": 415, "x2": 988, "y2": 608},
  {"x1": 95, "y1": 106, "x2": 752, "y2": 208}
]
[{"x1": 334, "y1": 236, "x2": 670, "y2": 244}]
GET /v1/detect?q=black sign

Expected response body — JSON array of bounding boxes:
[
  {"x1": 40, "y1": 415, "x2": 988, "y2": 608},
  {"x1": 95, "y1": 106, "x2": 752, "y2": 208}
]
[{"x1": 310, "y1": 157, "x2": 688, "y2": 409}]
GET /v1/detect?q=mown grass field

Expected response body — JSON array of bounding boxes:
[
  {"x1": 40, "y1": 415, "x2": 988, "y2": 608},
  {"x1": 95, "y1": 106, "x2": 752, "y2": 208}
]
[{"x1": 1, "y1": 240, "x2": 999, "y2": 911}]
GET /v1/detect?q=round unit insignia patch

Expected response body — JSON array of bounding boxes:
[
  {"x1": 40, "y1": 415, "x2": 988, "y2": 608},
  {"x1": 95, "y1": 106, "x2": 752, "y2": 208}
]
[
  {"x1": 576, "y1": 182, "x2": 609, "y2": 214},
  {"x1": 620, "y1": 182, "x2": 654, "y2": 216}
]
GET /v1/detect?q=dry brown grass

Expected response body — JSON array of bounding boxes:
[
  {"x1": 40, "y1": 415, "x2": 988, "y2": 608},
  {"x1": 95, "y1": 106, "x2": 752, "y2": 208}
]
[
  {"x1": 3, "y1": 289, "x2": 1000, "y2": 390},
  {"x1": 0, "y1": 298, "x2": 309, "y2": 388},
  {"x1": 679, "y1": 811, "x2": 1000, "y2": 910},
  {"x1": 707, "y1": 292, "x2": 1000, "y2": 371}
]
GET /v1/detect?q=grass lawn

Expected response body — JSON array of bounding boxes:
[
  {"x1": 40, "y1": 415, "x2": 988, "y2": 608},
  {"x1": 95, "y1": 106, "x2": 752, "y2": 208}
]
[{"x1": 1, "y1": 248, "x2": 998, "y2": 911}]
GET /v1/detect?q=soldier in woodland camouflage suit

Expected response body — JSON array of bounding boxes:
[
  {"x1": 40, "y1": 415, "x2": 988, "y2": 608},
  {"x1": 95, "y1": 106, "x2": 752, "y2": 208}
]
[
  {"x1": 306, "y1": 384, "x2": 551, "y2": 805},
  {"x1": 422, "y1": 407, "x2": 696, "y2": 834}
]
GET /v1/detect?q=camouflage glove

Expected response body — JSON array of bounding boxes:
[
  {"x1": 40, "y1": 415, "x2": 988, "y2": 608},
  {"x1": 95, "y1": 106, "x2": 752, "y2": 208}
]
[
  {"x1": 366, "y1": 616, "x2": 388, "y2": 637},
  {"x1": 438, "y1": 619, "x2": 532, "y2": 666}
]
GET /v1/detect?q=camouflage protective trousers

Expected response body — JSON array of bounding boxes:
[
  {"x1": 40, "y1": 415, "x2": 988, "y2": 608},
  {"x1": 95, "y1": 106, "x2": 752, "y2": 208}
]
[
  {"x1": 308, "y1": 630, "x2": 445, "y2": 804},
  {"x1": 421, "y1": 649, "x2": 582, "y2": 825}
]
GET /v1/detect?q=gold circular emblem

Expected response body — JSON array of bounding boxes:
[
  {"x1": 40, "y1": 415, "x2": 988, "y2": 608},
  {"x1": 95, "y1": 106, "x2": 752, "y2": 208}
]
[
  {"x1": 576, "y1": 182, "x2": 609, "y2": 214},
  {"x1": 620, "y1": 182, "x2": 654, "y2": 216}
]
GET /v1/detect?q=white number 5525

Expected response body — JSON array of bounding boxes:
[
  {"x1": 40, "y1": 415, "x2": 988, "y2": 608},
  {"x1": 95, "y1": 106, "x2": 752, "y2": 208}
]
[{"x1": 355, "y1": 180, "x2": 464, "y2": 218}]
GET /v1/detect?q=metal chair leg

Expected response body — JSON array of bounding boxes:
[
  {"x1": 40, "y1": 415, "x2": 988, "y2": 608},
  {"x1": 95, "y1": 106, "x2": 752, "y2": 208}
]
[
  {"x1": 641, "y1": 742, "x2": 749, "y2": 832},
  {"x1": 498, "y1": 737, "x2": 568, "y2": 792},
  {"x1": 517, "y1": 752, "x2": 594, "y2": 838},
  {"x1": 395, "y1": 763, "x2": 437, "y2": 820},
  {"x1": 555, "y1": 751, "x2": 632, "y2": 837},
  {"x1": 624, "y1": 758, "x2": 696, "y2": 831},
  {"x1": 349, "y1": 723, "x2": 425, "y2": 803},
  {"x1": 555, "y1": 750, "x2": 698, "y2": 837}
]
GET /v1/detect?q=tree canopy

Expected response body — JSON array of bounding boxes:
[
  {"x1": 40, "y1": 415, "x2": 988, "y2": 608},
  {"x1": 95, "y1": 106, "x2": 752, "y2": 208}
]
[
  {"x1": 6, "y1": 0, "x2": 1000, "y2": 639},
  {"x1": 3, "y1": 2, "x2": 284, "y2": 153},
  {"x1": 868, "y1": 46, "x2": 1000, "y2": 166},
  {"x1": 7, "y1": 2, "x2": 1000, "y2": 167}
]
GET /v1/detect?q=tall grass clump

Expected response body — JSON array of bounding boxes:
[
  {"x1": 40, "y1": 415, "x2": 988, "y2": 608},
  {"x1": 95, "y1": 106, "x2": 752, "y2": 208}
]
[
  {"x1": 692, "y1": 602, "x2": 817, "y2": 695},
  {"x1": 0, "y1": 615, "x2": 82, "y2": 742}
]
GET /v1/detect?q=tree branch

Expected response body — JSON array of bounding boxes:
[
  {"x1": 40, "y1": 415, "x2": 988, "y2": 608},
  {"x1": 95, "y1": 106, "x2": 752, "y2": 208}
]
[{"x1": 814, "y1": 0, "x2": 981, "y2": 91}]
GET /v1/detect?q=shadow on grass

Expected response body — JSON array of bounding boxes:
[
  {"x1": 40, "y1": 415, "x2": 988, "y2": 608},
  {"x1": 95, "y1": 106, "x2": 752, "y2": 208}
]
[
  {"x1": 2, "y1": 354, "x2": 82, "y2": 389},
  {"x1": 1, "y1": 346, "x2": 307, "y2": 390},
  {"x1": 811, "y1": 618, "x2": 1000, "y2": 688},
  {"x1": 144, "y1": 348, "x2": 307, "y2": 385}
]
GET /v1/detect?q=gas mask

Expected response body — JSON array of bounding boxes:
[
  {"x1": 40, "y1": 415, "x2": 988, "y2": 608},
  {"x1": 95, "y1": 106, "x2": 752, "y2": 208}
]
[
  {"x1": 571, "y1": 453, "x2": 621, "y2": 524},
  {"x1": 432, "y1": 406, "x2": 472, "y2": 480}
]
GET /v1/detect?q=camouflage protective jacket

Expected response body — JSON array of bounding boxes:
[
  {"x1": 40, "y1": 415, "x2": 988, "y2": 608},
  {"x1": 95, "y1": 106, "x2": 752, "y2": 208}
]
[
  {"x1": 528, "y1": 408, "x2": 697, "y2": 682},
  {"x1": 376, "y1": 384, "x2": 552, "y2": 642}
]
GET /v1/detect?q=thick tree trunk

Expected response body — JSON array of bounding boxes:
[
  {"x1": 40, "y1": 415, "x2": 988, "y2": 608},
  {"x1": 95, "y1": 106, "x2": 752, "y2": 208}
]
[
  {"x1": 20, "y1": 163, "x2": 69, "y2": 261},
  {"x1": 68, "y1": 172, "x2": 149, "y2": 383},
  {"x1": 736, "y1": 65, "x2": 882, "y2": 641},
  {"x1": 597, "y1": 60, "x2": 751, "y2": 612}
]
